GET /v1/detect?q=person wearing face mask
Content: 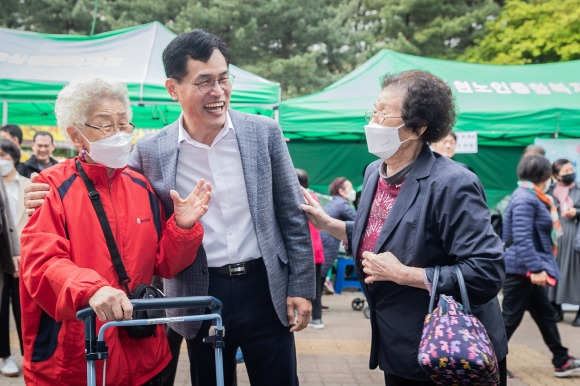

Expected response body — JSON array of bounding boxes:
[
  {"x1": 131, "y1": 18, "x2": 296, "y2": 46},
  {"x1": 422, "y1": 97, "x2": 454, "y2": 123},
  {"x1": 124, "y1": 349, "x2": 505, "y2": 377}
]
[
  {"x1": 319, "y1": 177, "x2": 357, "y2": 297},
  {"x1": 548, "y1": 159, "x2": 580, "y2": 326},
  {"x1": 501, "y1": 154, "x2": 580, "y2": 378},
  {"x1": 0, "y1": 139, "x2": 29, "y2": 377},
  {"x1": 18, "y1": 76, "x2": 212, "y2": 386},
  {"x1": 301, "y1": 70, "x2": 508, "y2": 384}
]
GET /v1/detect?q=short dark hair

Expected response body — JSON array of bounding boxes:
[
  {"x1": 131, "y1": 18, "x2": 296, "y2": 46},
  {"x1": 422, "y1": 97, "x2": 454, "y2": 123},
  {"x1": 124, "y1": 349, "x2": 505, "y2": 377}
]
[
  {"x1": 329, "y1": 177, "x2": 347, "y2": 196},
  {"x1": 552, "y1": 158, "x2": 572, "y2": 176},
  {"x1": 1, "y1": 124, "x2": 23, "y2": 145},
  {"x1": 33, "y1": 131, "x2": 54, "y2": 143},
  {"x1": 517, "y1": 154, "x2": 552, "y2": 184},
  {"x1": 523, "y1": 144, "x2": 545, "y2": 157},
  {"x1": 381, "y1": 70, "x2": 456, "y2": 144},
  {"x1": 296, "y1": 169, "x2": 309, "y2": 188},
  {"x1": 163, "y1": 29, "x2": 230, "y2": 82},
  {"x1": 0, "y1": 138, "x2": 21, "y2": 166}
]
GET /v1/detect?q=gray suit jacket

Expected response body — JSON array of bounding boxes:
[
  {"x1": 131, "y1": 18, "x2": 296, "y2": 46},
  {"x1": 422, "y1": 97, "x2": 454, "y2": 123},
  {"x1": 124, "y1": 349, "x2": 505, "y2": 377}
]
[{"x1": 129, "y1": 109, "x2": 315, "y2": 339}]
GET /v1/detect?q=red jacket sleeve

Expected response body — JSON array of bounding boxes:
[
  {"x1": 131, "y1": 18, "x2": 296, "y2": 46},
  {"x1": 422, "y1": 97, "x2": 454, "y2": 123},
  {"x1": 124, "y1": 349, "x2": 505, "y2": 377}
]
[{"x1": 20, "y1": 178, "x2": 109, "y2": 321}]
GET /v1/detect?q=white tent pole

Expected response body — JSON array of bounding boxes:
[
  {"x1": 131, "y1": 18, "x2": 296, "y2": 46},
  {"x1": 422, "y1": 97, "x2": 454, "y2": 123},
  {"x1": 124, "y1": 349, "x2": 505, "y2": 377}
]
[
  {"x1": 139, "y1": 22, "x2": 157, "y2": 104},
  {"x1": 2, "y1": 101, "x2": 7, "y2": 126}
]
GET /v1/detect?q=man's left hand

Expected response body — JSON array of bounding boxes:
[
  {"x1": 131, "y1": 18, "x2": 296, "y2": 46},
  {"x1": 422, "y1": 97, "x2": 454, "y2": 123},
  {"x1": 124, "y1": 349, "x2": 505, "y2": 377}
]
[{"x1": 287, "y1": 296, "x2": 311, "y2": 332}]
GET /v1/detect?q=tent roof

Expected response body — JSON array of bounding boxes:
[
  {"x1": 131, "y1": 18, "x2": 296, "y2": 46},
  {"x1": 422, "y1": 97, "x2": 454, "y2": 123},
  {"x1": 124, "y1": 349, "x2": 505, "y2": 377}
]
[
  {"x1": 279, "y1": 50, "x2": 580, "y2": 146},
  {"x1": 0, "y1": 22, "x2": 281, "y2": 128}
]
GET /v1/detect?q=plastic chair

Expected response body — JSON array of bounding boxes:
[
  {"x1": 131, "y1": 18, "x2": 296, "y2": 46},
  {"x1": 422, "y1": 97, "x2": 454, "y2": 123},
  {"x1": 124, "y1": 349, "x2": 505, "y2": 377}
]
[{"x1": 334, "y1": 257, "x2": 362, "y2": 294}]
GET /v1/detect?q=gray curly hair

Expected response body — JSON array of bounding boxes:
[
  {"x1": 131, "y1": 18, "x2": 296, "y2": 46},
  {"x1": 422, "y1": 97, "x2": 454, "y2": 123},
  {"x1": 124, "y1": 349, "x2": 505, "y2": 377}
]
[{"x1": 54, "y1": 75, "x2": 132, "y2": 136}]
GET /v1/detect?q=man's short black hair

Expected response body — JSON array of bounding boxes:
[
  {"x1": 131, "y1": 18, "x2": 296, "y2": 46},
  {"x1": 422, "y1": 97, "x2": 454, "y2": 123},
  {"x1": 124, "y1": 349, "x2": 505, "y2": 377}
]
[
  {"x1": 33, "y1": 131, "x2": 54, "y2": 144},
  {"x1": 1, "y1": 124, "x2": 23, "y2": 145},
  {"x1": 163, "y1": 29, "x2": 230, "y2": 82},
  {"x1": 296, "y1": 168, "x2": 309, "y2": 189}
]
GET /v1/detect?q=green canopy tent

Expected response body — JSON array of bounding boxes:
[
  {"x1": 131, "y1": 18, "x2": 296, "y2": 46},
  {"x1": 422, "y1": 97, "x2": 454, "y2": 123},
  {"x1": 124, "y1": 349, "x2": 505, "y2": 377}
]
[
  {"x1": 280, "y1": 50, "x2": 580, "y2": 207},
  {"x1": 0, "y1": 22, "x2": 281, "y2": 134}
]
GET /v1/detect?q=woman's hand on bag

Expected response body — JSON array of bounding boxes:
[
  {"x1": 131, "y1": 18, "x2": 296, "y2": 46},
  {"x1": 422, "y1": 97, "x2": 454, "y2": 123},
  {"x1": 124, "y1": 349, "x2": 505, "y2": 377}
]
[
  {"x1": 530, "y1": 271, "x2": 549, "y2": 286},
  {"x1": 562, "y1": 207, "x2": 576, "y2": 219},
  {"x1": 89, "y1": 286, "x2": 133, "y2": 321},
  {"x1": 171, "y1": 179, "x2": 212, "y2": 229}
]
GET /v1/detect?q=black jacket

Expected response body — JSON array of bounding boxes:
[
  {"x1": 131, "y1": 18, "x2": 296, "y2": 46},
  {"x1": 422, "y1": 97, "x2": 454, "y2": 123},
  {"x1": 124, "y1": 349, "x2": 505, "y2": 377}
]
[
  {"x1": 346, "y1": 145, "x2": 507, "y2": 380},
  {"x1": 17, "y1": 155, "x2": 59, "y2": 178}
]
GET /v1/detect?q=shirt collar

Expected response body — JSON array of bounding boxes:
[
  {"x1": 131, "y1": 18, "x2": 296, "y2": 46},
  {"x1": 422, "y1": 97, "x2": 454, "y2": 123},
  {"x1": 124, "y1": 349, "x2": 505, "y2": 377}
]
[
  {"x1": 177, "y1": 111, "x2": 235, "y2": 147},
  {"x1": 379, "y1": 161, "x2": 413, "y2": 184}
]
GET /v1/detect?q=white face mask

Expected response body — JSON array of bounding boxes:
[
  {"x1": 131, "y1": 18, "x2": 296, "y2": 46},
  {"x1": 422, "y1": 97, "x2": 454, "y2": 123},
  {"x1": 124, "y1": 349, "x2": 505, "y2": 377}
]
[
  {"x1": 364, "y1": 122, "x2": 409, "y2": 160},
  {"x1": 346, "y1": 189, "x2": 356, "y2": 202},
  {"x1": 0, "y1": 159, "x2": 14, "y2": 176},
  {"x1": 78, "y1": 129, "x2": 133, "y2": 169},
  {"x1": 543, "y1": 178, "x2": 552, "y2": 193}
]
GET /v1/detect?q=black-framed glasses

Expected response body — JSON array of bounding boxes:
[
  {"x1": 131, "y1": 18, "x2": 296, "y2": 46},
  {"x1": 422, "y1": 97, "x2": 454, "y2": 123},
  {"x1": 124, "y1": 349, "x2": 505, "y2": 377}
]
[
  {"x1": 364, "y1": 110, "x2": 402, "y2": 124},
  {"x1": 190, "y1": 74, "x2": 235, "y2": 94},
  {"x1": 81, "y1": 122, "x2": 135, "y2": 134}
]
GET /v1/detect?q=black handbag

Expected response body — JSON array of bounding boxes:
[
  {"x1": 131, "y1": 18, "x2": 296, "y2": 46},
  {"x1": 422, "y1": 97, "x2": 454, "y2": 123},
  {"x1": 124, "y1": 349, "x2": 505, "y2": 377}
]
[{"x1": 76, "y1": 160, "x2": 164, "y2": 338}]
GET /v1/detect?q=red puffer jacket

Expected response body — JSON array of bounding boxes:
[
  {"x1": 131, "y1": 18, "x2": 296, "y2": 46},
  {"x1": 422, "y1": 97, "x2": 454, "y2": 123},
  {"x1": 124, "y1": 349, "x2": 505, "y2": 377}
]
[{"x1": 20, "y1": 158, "x2": 203, "y2": 385}]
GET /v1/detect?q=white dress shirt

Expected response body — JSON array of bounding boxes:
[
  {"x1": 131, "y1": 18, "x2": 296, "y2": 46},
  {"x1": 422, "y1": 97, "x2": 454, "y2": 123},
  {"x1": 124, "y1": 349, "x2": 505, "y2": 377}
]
[
  {"x1": 4, "y1": 172, "x2": 19, "y2": 227},
  {"x1": 175, "y1": 112, "x2": 261, "y2": 267}
]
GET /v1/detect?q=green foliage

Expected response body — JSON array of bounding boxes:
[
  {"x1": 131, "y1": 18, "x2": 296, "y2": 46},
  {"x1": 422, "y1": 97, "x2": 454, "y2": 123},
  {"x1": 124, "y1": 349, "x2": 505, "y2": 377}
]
[
  {"x1": 1, "y1": 0, "x2": 575, "y2": 98},
  {"x1": 170, "y1": 0, "x2": 365, "y2": 98},
  {"x1": 359, "y1": 0, "x2": 502, "y2": 59},
  {"x1": 461, "y1": 0, "x2": 580, "y2": 64}
]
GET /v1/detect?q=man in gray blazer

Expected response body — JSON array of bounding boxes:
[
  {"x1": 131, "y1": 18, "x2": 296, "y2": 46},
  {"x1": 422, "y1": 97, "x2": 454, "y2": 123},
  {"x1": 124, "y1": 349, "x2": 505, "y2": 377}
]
[{"x1": 130, "y1": 30, "x2": 315, "y2": 386}]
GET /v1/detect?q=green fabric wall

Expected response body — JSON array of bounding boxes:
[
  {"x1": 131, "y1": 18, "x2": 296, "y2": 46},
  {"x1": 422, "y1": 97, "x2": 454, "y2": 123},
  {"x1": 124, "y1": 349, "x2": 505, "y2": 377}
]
[{"x1": 287, "y1": 140, "x2": 525, "y2": 209}]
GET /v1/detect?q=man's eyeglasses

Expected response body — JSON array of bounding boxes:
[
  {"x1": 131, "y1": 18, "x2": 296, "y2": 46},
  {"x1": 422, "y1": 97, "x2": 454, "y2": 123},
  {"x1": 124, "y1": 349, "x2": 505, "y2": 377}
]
[
  {"x1": 191, "y1": 74, "x2": 235, "y2": 94},
  {"x1": 364, "y1": 110, "x2": 402, "y2": 125},
  {"x1": 81, "y1": 122, "x2": 135, "y2": 134}
]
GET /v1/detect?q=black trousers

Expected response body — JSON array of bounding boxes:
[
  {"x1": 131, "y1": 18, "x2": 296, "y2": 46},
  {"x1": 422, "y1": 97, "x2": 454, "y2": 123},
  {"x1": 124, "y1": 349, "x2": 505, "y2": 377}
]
[
  {"x1": 186, "y1": 267, "x2": 298, "y2": 386},
  {"x1": 0, "y1": 273, "x2": 22, "y2": 357},
  {"x1": 162, "y1": 326, "x2": 184, "y2": 386},
  {"x1": 312, "y1": 263, "x2": 323, "y2": 320},
  {"x1": 502, "y1": 274, "x2": 569, "y2": 367}
]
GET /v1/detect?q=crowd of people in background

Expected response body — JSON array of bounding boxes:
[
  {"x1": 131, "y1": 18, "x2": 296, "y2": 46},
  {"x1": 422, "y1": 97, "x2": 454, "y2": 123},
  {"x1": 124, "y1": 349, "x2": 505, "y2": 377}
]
[{"x1": 1, "y1": 28, "x2": 580, "y2": 386}]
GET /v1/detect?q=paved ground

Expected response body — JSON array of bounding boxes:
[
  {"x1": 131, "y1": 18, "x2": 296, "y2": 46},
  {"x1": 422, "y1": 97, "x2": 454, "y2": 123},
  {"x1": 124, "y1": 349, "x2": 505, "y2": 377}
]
[{"x1": 4, "y1": 290, "x2": 580, "y2": 385}]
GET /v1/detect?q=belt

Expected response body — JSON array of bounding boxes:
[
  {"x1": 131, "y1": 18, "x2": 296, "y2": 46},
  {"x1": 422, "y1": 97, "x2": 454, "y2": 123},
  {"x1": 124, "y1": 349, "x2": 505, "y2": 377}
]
[{"x1": 208, "y1": 258, "x2": 264, "y2": 276}]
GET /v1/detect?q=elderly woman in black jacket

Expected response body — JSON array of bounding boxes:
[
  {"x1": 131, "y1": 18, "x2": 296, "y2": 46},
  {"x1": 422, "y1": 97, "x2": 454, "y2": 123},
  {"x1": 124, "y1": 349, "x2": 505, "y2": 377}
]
[{"x1": 301, "y1": 70, "x2": 507, "y2": 385}]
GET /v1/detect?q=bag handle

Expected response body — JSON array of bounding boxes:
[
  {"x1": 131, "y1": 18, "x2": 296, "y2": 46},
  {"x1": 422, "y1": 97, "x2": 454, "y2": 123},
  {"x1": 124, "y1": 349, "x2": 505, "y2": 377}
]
[
  {"x1": 75, "y1": 159, "x2": 132, "y2": 295},
  {"x1": 427, "y1": 266, "x2": 440, "y2": 313},
  {"x1": 453, "y1": 265, "x2": 471, "y2": 314},
  {"x1": 428, "y1": 265, "x2": 471, "y2": 314}
]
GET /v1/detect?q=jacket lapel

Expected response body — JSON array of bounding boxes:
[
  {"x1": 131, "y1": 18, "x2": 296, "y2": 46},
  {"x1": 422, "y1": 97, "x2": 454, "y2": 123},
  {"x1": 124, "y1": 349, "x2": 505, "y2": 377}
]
[
  {"x1": 158, "y1": 123, "x2": 180, "y2": 192},
  {"x1": 229, "y1": 110, "x2": 258, "y2": 219}
]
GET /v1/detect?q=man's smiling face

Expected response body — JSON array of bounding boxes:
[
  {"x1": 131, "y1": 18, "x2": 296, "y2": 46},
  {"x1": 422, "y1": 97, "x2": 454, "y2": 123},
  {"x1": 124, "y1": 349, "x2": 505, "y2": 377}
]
[{"x1": 168, "y1": 49, "x2": 231, "y2": 137}]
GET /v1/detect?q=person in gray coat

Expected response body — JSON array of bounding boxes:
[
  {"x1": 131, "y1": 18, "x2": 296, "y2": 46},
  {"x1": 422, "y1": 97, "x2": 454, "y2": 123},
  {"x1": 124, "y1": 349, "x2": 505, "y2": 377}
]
[
  {"x1": 302, "y1": 70, "x2": 508, "y2": 385},
  {"x1": 129, "y1": 30, "x2": 314, "y2": 386}
]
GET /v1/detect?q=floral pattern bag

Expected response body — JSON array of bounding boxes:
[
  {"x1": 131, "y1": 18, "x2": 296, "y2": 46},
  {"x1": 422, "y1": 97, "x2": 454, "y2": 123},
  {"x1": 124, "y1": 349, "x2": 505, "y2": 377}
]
[{"x1": 417, "y1": 265, "x2": 500, "y2": 385}]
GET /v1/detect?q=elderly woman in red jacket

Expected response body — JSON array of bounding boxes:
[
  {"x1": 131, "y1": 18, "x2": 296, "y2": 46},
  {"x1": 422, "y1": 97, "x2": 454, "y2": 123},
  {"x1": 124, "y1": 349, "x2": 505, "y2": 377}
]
[{"x1": 19, "y1": 76, "x2": 211, "y2": 385}]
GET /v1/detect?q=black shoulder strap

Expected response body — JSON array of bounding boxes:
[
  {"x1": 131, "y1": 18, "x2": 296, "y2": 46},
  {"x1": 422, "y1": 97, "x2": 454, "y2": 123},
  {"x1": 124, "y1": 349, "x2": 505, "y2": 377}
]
[{"x1": 75, "y1": 160, "x2": 131, "y2": 294}]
